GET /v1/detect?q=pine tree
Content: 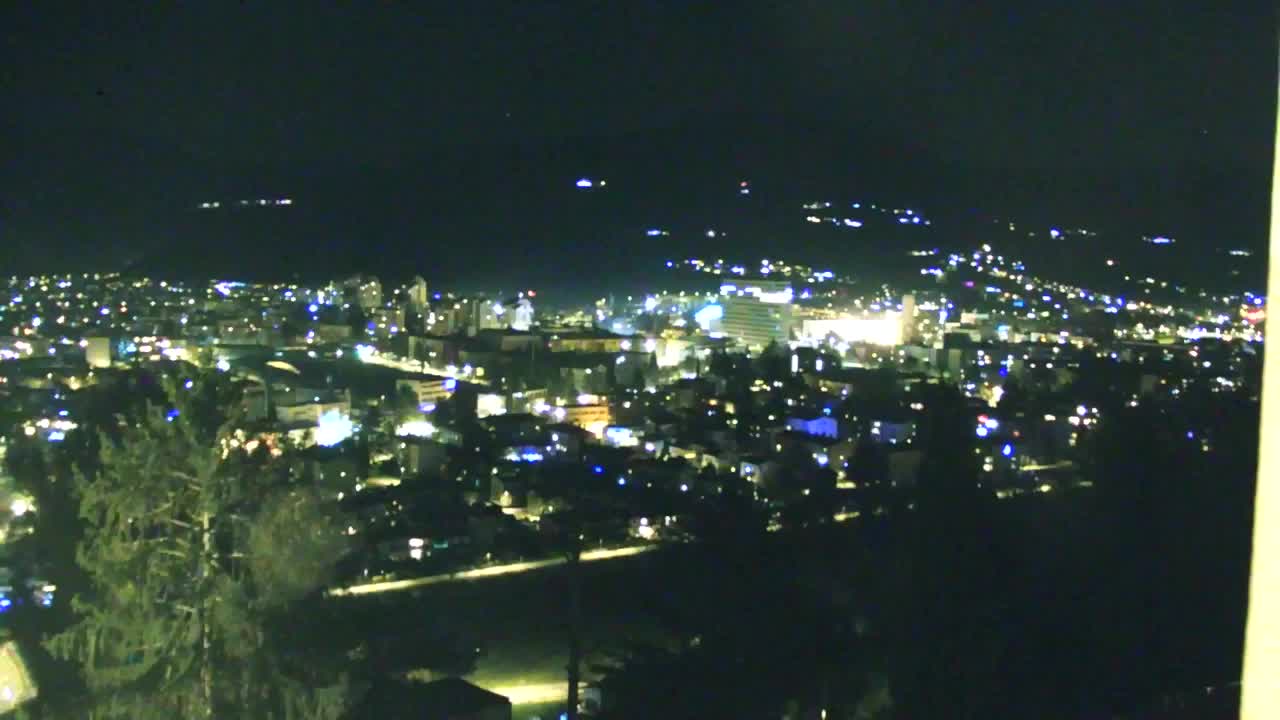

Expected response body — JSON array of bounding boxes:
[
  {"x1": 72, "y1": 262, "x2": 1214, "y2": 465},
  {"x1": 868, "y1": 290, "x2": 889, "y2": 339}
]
[{"x1": 46, "y1": 376, "x2": 351, "y2": 719}]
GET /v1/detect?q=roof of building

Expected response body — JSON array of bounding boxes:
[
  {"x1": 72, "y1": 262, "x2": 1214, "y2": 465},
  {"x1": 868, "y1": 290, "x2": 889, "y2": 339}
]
[
  {"x1": 549, "y1": 327, "x2": 636, "y2": 340},
  {"x1": 358, "y1": 675, "x2": 498, "y2": 716},
  {"x1": 545, "y1": 422, "x2": 594, "y2": 436}
]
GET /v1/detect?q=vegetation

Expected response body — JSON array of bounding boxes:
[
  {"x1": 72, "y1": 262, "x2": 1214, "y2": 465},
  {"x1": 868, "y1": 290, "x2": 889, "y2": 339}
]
[{"x1": 37, "y1": 375, "x2": 352, "y2": 719}]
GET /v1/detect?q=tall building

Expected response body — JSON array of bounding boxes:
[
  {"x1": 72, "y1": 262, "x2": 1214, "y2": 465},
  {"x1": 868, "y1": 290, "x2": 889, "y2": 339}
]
[
  {"x1": 510, "y1": 297, "x2": 534, "y2": 332},
  {"x1": 721, "y1": 294, "x2": 793, "y2": 351},
  {"x1": 407, "y1": 276, "x2": 429, "y2": 312},
  {"x1": 901, "y1": 294, "x2": 917, "y2": 343},
  {"x1": 345, "y1": 275, "x2": 382, "y2": 311}
]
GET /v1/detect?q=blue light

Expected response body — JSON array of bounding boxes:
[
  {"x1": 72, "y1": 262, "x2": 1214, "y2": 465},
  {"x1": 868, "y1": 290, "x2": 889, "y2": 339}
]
[
  {"x1": 617, "y1": 477, "x2": 626, "y2": 486},
  {"x1": 47, "y1": 431, "x2": 66, "y2": 442},
  {"x1": 166, "y1": 409, "x2": 180, "y2": 422},
  {"x1": 575, "y1": 178, "x2": 593, "y2": 188},
  {"x1": 593, "y1": 465, "x2": 604, "y2": 475},
  {"x1": 999, "y1": 365, "x2": 1009, "y2": 377},
  {"x1": 1013, "y1": 300, "x2": 1024, "y2": 308},
  {"x1": 308, "y1": 303, "x2": 319, "y2": 313},
  {"x1": 976, "y1": 426, "x2": 989, "y2": 438},
  {"x1": 1001, "y1": 443, "x2": 1013, "y2": 457},
  {"x1": 444, "y1": 378, "x2": 457, "y2": 391}
]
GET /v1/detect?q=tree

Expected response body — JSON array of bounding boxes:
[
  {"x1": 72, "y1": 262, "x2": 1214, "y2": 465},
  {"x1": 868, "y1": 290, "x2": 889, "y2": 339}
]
[
  {"x1": 881, "y1": 386, "x2": 1009, "y2": 720},
  {"x1": 755, "y1": 340, "x2": 790, "y2": 383},
  {"x1": 46, "y1": 376, "x2": 352, "y2": 719}
]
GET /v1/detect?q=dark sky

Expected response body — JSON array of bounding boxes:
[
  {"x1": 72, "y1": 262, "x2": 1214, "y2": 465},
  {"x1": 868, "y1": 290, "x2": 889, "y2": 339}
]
[{"x1": 2, "y1": 2, "x2": 1276, "y2": 287}]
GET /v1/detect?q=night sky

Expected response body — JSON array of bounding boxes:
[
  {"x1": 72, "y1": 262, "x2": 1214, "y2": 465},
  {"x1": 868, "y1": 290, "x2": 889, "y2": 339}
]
[{"x1": 3, "y1": 2, "x2": 1276, "y2": 291}]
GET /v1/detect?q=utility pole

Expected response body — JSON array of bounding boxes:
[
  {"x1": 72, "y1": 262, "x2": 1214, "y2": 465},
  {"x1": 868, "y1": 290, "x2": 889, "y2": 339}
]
[{"x1": 565, "y1": 535, "x2": 582, "y2": 720}]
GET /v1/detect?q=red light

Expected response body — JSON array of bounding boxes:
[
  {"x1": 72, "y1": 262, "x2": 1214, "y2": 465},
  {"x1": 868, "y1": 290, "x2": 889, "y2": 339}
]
[{"x1": 527, "y1": 290, "x2": 536, "y2": 297}]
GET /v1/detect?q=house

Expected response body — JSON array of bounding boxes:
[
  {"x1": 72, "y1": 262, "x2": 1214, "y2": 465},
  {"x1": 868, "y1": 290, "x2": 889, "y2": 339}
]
[
  {"x1": 355, "y1": 677, "x2": 512, "y2": 720},
  {"x1": 546, "y1": 422, "x2": 594, "y2": 459},
  {"x1": 868, "y1": 417, "x2": 916, "y2": 445},
  {"x1": 786, "y1": 413, "x2": 839, "y2": 439},
  {"x1": 480, "y1": 413, "x2": 545, "y2": 445}
]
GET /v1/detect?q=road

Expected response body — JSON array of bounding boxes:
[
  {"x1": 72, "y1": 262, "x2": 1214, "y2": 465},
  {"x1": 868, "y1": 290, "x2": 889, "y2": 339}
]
[
  {"x1": 327, "y1": 544, "x2": 659, "y2": 597},
  {"x1": 358, "y1": 347, "x2": 490, "y2": 386},
  {"x1": 330, "y1": 510, "x2": 870, "y2": 598}
]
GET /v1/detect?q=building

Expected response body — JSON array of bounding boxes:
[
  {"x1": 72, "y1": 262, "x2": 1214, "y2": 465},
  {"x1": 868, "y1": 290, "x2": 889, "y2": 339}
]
[
  {"x1": 721, "y1": 294, "x2": 793, "y2": 351},
  {"x1": 560, "y1": 404, "x2": 613, "y2": 437},
  {"x1": 800, "y1": 315, "x2": 903, "y2": 347},
  {"x1": 84, "y1": 336, "x2": 112, "y2": 368},
  {"x1": 787, "y1": 414, "x2": 839, "y2": 439},
  {"x1": 548, "y1": 329, "x2": 639, "y2": 353},
  {"x1": 368, "y1": 306, "x2": 406, "y2": 339},
  {"x1": 397, "y1": 437, "x2": 451, "y2": 478},
  {"x1": 407, "y1": 275, "x2": 429, "y2": 312},
  {"x1": 346, "y1": 275, "x2": 382, "y2": 311},
  {"x1": 491, "y1": 295, "x2": 535, "y2": 332},
  {"x1": 355, "y1": 677, "x2": 511, "y2": 720},
  {"x1": 902, "y1": 293, "x2": 917, "y2": 343},
  {"x1": 397, "y1": 377, "x2": 459, "y2": 405},
  {"x1": 547, "y1": 422, "x2": 594, "y2": 459},
  {"x1": 274, "y1": 397, "x2": 351, "y2": 426},
  {"x1": 307, "y1": 323, "x2": 351, "y2": 344}
]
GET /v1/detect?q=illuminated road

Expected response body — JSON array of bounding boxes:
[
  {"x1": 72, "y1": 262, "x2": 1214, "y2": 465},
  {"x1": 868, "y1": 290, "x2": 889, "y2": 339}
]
[
  {"x1": 358, "y1": 349, "x2": 490, "y2": 386},
  {"x1": 327, "y1": 544, "x2": 658, "y2": 597}
]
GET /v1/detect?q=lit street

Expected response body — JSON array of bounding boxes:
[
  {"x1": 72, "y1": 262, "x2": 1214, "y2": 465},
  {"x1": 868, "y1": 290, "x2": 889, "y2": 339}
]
[{"x1": 328, "y1": 544, "x2": 658, "y2": 597}]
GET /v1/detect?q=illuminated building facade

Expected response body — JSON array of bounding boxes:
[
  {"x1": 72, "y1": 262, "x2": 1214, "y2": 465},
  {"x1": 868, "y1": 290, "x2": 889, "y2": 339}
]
[
  {"x1": 397, "y1": 377, "x2": 459, "y2": 405},
  {"x1": 561, "y1": 404, "x2": 612, "y2": 437},
  {"x1": 721, "y1": 295, "x2": 793, "y2": 351},
  {"x1": 548, "y1": 331, "x2": 638, "y2": 353},
  {"x1": 800, "y1": 315, "x2": 904, "y2": 347}
]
